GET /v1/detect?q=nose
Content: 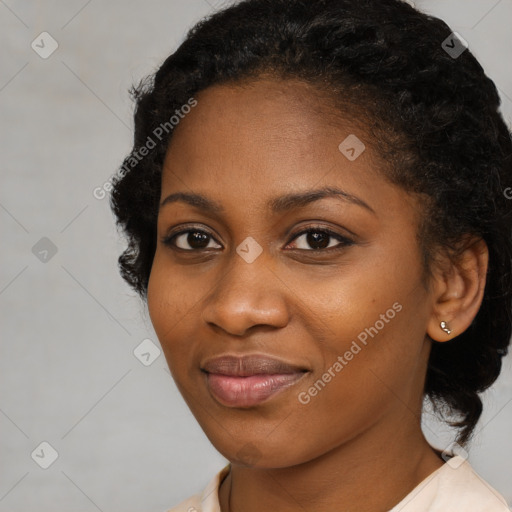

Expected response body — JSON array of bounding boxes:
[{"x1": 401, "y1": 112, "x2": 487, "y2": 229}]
[{"x1": 201, "y1": 249, "x2": 289, "y2": 337}]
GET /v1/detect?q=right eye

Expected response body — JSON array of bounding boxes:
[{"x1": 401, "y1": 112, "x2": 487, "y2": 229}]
[{"x1": 162, "y1": 228, "x2": 222, "y2": 251}]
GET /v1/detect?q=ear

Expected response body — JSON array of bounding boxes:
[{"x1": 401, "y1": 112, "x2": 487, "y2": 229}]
[{"x1": 426, "y1": 236, "x2": 489, "y2": 342}]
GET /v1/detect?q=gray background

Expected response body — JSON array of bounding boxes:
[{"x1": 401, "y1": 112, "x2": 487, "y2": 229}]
[{"x1": 1, "y1": 1, "x2": 511, "y2": 511}]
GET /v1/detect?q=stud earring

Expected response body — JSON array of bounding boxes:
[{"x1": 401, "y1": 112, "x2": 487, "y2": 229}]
[{"x1": 440, "y1": 321, "x2": 452, "y2": 335}]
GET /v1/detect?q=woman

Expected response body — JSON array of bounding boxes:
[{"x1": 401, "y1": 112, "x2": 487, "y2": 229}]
[{"x1": 110, "y1": 0, "x2": 512, "y2": 510}]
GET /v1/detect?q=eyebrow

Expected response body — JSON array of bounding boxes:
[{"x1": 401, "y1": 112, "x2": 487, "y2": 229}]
[{"x1": 159, "y1": 186, "x2": 376, "y2": 216}]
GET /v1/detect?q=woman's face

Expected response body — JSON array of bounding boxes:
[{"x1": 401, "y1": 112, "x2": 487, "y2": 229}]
[{"x1": 147, "y1": 77, "x2": 436, "y2": 468}]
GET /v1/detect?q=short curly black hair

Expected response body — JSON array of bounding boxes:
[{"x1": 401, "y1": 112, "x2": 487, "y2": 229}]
[{"x1": 110, "y1": 0, "x2": 512, "y2": 446}]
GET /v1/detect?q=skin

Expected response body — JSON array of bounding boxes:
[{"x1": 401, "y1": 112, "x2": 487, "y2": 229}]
[{"x1": 147, "y1": 77, "x2": 489, "y2": 512}]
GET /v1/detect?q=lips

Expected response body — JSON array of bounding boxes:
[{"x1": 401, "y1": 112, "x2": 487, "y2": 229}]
[
  {"x1": 202, "y1": 354, "x2": 307, "y2": 376},
  {"x1": 201, "y1": 354, "x2": 308, "y2": 407}
]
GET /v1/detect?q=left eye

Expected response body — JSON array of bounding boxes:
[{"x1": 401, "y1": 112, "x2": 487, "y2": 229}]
[{"x1": 287, "y1": 228, "x2": 354, "y2": 251}]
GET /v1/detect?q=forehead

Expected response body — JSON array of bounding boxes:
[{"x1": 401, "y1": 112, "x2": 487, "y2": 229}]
[
  {"x1": 169, "y1": 76, "x2": 368, "y2": 147},
  {"x1": 159, "y1": 77, "x2": 417, "y2": 224}
]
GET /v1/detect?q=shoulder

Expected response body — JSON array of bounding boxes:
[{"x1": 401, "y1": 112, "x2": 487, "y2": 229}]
[
  {"x1": 165, "y1": 494, "x2": 202, "y2": 512},
  {"x1": 391, "y1": 455, "x2": 510, "y2": 512},
  {"x1": 164, "y1": 464, "x2": 231, "y2": 512},
  {"x1": 436, "y1": 457, "x2": 510, "y2": 511}
]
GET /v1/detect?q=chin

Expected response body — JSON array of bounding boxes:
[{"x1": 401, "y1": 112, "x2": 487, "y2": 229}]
[{"x1": 209, "y1": 435, "x2": 309, "y2": 469}]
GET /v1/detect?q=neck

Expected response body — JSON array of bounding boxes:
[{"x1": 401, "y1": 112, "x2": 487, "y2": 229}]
[{"x1": 219, "y1": 411, "x2": 444, "y2": 512}]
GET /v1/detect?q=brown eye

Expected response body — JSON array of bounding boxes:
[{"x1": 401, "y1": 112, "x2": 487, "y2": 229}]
[
  {"x1": 286, "y1": 227, "x2": 354, "y2": 252},
  {"x1": 162, "y1": 229, "x2": 221, "y2": 251}
]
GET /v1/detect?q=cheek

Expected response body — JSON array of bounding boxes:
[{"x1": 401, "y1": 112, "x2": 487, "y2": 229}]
[
  {"x1": 147, "y1": 251, "x2": 198, "y2": 330},
  {"x1": 147, "y1": 257, "x2": 195, "y2": 373},
  {"x1": 288, "y1": 309, "x2": 425, "y2": 462},
  {"x1": 291, "y1": 265, "x2": 427, "y2": 413},
  {"x1": 147, "y1": 261, "x2": 172, "y2": 338}
]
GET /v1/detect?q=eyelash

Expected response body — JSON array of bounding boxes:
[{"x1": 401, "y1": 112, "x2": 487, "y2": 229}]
[{"x1": 161, "y1": 225, "x2": 355, "y2": 253}]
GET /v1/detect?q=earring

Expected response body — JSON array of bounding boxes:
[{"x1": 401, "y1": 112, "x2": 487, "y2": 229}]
[{"x1": 440, "y1": 321, "x2": 452, "y2": 335}]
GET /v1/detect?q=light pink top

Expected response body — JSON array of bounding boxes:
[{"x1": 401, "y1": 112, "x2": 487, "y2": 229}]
[{"x1": 166, "y1": 455, "x2": 510, "y2": 511}]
